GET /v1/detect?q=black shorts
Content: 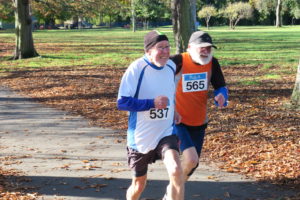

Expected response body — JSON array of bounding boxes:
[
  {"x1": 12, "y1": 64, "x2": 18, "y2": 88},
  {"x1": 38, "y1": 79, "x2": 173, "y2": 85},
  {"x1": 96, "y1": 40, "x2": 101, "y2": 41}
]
[{"x1": 127, "y1": 135, "x2": 179, "y2": 177}]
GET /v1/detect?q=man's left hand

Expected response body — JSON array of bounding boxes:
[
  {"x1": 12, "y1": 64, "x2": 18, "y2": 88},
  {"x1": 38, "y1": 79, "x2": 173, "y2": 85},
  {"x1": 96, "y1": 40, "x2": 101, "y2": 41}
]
[{"x1": 214, "y1": 94, "x2": 225, "y2": 108}]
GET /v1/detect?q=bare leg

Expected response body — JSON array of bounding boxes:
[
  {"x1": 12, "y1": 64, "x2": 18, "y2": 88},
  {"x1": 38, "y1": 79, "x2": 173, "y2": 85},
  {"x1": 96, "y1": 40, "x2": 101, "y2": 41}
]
[
  {"x1": 126, "y1": 175, "x2": 147, "y2": 200},
  {"x1": 163, "y1": 149, "x2": 184, "y2": 200},
  {"x1": 181, "y1": 147, "x2": 199, "y2": 181}
]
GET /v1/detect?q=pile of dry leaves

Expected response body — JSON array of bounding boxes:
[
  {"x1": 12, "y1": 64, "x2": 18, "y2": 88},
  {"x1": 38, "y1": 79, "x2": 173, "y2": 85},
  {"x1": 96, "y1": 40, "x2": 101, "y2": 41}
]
[
  {"x1": 0, "y1": 166, "x2": 38, "y2": 199},
  {"x1": 0, "y1": 64, "x2": 299, "y2": 198}
]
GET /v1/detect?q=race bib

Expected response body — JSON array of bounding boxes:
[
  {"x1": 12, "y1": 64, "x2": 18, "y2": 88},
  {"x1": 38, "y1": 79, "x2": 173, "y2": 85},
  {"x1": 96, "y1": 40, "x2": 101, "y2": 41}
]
[
  {"x1": 145, "y1": 107, "x2": 170, "y2": 121},
  {"x1": 182, "y1": 72, "x2": 208, "y2": 92}
]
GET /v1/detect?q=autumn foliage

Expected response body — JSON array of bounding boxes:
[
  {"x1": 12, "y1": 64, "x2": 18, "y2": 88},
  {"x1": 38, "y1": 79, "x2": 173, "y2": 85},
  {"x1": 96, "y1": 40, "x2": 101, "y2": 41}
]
[{"x1": 0, "y1": 63, "x2": 299, "y2": 190}]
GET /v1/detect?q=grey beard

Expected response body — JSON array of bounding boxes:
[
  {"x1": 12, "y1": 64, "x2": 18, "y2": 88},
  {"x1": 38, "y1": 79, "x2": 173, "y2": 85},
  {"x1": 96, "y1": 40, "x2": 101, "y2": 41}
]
[{"x1": 187, "y1": 48, "x2": 212, "y2": 65}]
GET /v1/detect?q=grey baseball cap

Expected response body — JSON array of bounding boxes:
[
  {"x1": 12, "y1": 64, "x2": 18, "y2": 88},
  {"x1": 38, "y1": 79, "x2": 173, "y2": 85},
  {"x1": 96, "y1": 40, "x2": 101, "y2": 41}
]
[{"x1": 189, "y1": 31, "x2": 217, "y2": 48}]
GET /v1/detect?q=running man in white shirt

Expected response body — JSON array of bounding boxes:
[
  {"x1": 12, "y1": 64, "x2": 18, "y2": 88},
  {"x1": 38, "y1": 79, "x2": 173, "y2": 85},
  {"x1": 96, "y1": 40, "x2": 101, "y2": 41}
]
[{"x1": 117, "y1": 30, "x2": 184, "y2": 200}]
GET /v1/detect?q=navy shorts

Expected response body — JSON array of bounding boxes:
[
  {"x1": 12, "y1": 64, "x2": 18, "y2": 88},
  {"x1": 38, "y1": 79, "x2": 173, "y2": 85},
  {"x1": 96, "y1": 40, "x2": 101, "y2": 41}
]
[
  {"x1": 127, "y1": 135, "x2": 179, "y2": 177},
  {"x1": 175, "y1": 123, "x2": 206, "y2": 157}
]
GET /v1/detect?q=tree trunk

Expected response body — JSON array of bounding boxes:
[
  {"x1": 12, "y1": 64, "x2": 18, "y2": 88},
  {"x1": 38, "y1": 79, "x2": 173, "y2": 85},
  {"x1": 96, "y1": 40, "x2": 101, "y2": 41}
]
[
  {"x1": 291, "y1": 59, "x2": 300, "y2": 107},
  {"x1": 233, "y1": 17, "x2": 241, "y2": 29},
  {"x1": 13, "y1": 0, "x2": 39, "y2": 59},
  {"x1": 172, "y1": 0, "x2": 197, "y2": 54},
  {"x1": 131, "y1": 0, "x2": 136, "y2": 32},
  {"x1": 78, "y1": 16, "x2": 83, "y2": 29},
  {"x1": 206, "y1": 16, "x2": 210, "y2": 29},
  {"x1": 275, "y1": 0, "x2": 282, "y2": 27},
  {"x1": 99, "y1": 13, "x2": 102, "y2": 25},
  {"x1": 109, "y1": 15, "x2": 112, "y2": 27},
  {"x1": 229, "y1": 19, "x2": 233, "y2": 29},
  {"x1": 190, "y1": 0, "x2": 197, "y2": 29}
]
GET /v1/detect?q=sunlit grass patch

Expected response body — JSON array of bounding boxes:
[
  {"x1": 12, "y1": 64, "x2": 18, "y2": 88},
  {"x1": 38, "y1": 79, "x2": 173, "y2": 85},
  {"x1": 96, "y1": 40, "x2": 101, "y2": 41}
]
[
  {"x1": 262, "y1": 74, "x2": 281, "y2": 80},
  {"x1": 238, "y1": 79, "x2": 261, "y2": 86}
]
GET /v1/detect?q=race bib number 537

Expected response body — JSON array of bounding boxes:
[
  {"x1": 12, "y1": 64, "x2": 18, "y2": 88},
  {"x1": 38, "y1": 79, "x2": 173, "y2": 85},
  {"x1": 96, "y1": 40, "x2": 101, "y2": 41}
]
[
  {"x1": 182, "y1": 72, "x2": 208, "y2": 92},
  {"x1": 145, "y1": 107, "x2": 169, "y2": 121}
]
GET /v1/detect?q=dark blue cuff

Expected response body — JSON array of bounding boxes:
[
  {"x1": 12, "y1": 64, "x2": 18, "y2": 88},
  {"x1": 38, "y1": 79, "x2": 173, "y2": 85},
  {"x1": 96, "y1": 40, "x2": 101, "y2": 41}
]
[
  {"x1": 117, "y1": 96, "x2": 155, "y2": 111},
  {"x1": 214, "y1": 87, "x2": 228, "y2": 107}
]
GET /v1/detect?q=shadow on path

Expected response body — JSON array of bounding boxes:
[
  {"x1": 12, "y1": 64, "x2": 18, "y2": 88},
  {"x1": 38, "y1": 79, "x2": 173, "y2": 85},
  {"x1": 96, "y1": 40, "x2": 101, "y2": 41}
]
[{"x1": 6, "y1": 175, "x2": 295, "y2": 200}]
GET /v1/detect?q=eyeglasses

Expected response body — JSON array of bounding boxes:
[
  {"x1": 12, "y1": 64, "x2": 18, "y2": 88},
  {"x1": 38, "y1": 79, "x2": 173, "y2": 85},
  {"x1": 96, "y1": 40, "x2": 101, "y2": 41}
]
[{"x1": 155, "y1": 45, "x2": 171, "y2": 51}]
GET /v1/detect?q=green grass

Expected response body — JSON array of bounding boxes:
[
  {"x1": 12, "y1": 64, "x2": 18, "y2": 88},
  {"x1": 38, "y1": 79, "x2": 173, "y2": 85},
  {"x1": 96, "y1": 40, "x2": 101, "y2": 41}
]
[
  {"x1": 206, "y1": 26, "x2": 300, "y2": 67},
  {"x1": 238, "y1": 79, "x2": 261, "y2": 86},
  {"x1": 262, "y1": 74, "x2": 281, "y2": 80},
  {"x1": 0, "y1": 26, "x2": 299, "y2": 72}
]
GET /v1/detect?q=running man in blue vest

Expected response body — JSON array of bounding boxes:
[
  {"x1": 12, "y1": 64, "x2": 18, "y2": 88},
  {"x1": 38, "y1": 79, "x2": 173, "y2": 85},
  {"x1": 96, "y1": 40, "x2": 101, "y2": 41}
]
[{"x1": 117, "y1": 30, "x2": 184, "y2": 200}]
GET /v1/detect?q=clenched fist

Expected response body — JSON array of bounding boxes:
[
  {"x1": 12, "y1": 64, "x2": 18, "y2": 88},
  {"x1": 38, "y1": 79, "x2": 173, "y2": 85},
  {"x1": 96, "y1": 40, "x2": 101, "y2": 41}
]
[
  {"x1": 214, "y1": 93, "x2": 225, "y2": 108},
  {"x1": 154, "y1": 96, "x2": 169, "y2": 109}
]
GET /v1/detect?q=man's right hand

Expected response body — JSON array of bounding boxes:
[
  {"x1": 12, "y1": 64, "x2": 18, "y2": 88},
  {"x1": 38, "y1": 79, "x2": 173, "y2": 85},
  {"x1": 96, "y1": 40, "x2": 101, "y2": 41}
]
[{"x1": 154, "y1": 96, "x2": 169, "y2": 109}]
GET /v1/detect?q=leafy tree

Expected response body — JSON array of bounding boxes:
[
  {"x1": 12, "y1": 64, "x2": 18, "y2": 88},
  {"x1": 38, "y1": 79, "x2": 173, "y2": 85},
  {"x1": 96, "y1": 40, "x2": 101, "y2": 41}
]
[
  {"x1": 251, "y1": 0, "x2": 281, "y2": 25},
  {"x1": 32, "y1": 0, "x2": 72, "y2": 28},
  {"x1": 196, "y1": 0, "x2": 227, "y2": 10},
  {"x1": 92, "y1": 0, "x2": 109, "y2": 25},
  {"x1": 0, "y1": 0, "x2": 14, "y2": 22},
  {"x1": 134, "y1": 0, "x2": 170, "y2": 29},
  {"x1": 274, "y1": 0, "x2": 299, "y2": 26},
  {"x1": 221, "y1": 2, "x2": 253, "y2": 29},
  {"x1": 66, "y1": 0, "x2": 98, "y2": 28},
  {"x1": 172, "y1": 0, "x2": 197, "y2": 53},
  {"x1": 32, "y1": 0, "x2": 106, "y2": 28},
  {"x1": 250, "y1": 0, "x2": 300, "y2": 26},
  {"x1": 93, "y1": 0, "x2": 124, "y2": 27},
  {"x1": 287, "y1": 0, "x2": 300, "y2": 24},
  {"x1": 292, "y1": 7, "x2": 300, "y2": 20},
  {"x1": 12, "y1": 0, "x2": 39, "y2": 59},
  {"x1": 197, "y1": 5, "x2": 217, "y2": 29}
]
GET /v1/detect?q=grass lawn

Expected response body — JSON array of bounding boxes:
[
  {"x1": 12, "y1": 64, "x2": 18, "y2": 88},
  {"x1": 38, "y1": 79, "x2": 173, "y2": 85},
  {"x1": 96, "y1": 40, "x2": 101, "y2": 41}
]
[
  {"x1": 0, "y1": 25, "x2": 299, "y2": 70},
  {"x1": 0, "y1": 26, "x2": 299, "y2": 199}
]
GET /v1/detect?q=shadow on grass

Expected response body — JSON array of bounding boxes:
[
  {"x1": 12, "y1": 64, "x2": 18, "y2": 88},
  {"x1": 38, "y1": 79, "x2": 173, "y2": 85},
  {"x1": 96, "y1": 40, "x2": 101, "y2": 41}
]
[{"x1": 0, "y1": 56, "x2": 12, "y2": 61}]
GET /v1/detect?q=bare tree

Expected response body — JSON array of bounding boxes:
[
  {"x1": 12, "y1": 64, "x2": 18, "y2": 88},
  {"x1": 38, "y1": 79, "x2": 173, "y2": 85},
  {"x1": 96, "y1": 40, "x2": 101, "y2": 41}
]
[
  {"x1": 12, "y1": 0, "x2": 39, "y2": 59},
  {"x1": 172, "y1": 0, "x2": 197, "y2": 54}
]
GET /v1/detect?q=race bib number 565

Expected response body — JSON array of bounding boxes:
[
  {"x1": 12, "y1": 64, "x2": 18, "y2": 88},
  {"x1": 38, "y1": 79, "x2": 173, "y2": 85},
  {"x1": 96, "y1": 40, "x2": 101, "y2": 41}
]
[
  {"x1": 182, "y1": 72, "x2": 208, "y2": 92},
  {"x1": 145, "y1": 107, "x2": 169, "y2": 120}
]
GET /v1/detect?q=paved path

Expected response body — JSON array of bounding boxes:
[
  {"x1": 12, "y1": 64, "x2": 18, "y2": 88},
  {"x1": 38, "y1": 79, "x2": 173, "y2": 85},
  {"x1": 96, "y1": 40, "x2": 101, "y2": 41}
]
[{"x1": 0, "y1": 86, "x2": 297, "y2": 200}]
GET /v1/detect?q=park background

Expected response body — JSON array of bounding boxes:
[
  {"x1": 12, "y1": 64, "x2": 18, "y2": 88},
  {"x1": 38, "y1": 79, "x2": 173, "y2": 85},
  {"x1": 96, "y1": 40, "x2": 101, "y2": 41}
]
[{"x1": 0, "y1": 0, "x2": 300, "y2": 199}]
